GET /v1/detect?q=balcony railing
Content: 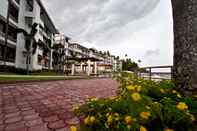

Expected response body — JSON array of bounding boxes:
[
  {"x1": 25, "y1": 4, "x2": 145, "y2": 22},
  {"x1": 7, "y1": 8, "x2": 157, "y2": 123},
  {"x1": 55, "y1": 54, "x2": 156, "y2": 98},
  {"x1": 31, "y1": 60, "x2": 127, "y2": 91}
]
[
  {"x1": 8, "y1": 35, "x2": 17, "y2": 43},
  {"x1": 15, "y1": 0, "x2": 20, "y2": 4},
  {"x1": 0, "y1": 31, "x2": 5, "y2": 37},
  {"x1": 9, "y1": 14, "x2": 18, "y2": 23},
  {"x1": 0, "y1": 31, "x2": 17, "y2": 43}
]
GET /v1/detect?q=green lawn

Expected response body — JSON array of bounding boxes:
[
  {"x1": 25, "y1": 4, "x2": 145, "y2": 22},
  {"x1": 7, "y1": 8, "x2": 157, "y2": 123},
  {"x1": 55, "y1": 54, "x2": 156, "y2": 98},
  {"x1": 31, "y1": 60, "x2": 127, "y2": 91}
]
[
  {"x1": 0, "y1": 72, "x2": 62, "y2": 76},
  {"x1": 0, "y1": 76, "x2": 83, "y2": 83}
]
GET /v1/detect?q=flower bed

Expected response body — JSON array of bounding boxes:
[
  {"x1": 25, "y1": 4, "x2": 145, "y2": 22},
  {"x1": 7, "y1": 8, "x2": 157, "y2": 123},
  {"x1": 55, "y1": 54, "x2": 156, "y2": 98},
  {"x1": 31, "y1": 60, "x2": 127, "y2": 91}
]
[{"x1": 72, "y1": 72, "x2": 197, "y2": 131}]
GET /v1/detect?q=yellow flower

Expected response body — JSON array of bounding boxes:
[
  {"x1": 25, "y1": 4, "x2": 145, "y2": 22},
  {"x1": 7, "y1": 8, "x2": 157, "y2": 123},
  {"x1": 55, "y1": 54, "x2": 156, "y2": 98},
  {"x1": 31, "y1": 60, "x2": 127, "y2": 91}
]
[
  {"x1": 107, "y1": 115, "x2": 113, "y2": 124},
  {"x1": 127, "y1": 125, "x2": 131, "y2": 129},
  {"x1": 87, "y1": 96, "x2": 98, "y2": 101},
  {"x1": 164, "y1": 128, "x2": 174, "y2": 131},
  {"x1": 136, "y1": 85, "x2": 142, "y2": 92},
  {"x1": 190, "y1": 114, "x2": 195, "y2": 122},
  {"x1": 145, "y1": 106, "x2": 151, "y2": 110},
  {"x1": 172, "y1": 90, "x2": 177, "y2": 93},
  {"x1": 186, "y1": 112, "x2": 195, "y2": 122},
  {"x1": 140, "y1": 126, "x2": 147, "y2": 131},
  {"x1": 127, "y1": 85, "x2": 135, "y2": 90},
  {"x1": 106, "y1": 113, "x2": 110, "y2": 117},
  {"x1": 91, "y1": 97, "x2": 98, "y2": 101},
  {"x1": 131, "y1": 93, "x2": 141, "y2": 101},
  {"x1": 110, "y1": 96, "x2": 117, "y2": 100},
  {"x1": 70, "y1": 126, "x2": 77, "y2": 131},
  {"x1": 176, "y1": 102, "x2": 188, "y2": 111},
  {"x1": 114, "y1": 113, "x2": 119, "y2": 117},
  {"x1": 90, "y1": 116, "x2": 96, "y2": 123},
  {"x1": 84, "y1": 116, "x2": 90, "y2": 125},
  {"x1": 72, "y1": 105, "x2": 79, "y2": 111},
  {"x1": 140, "y1": 111, "x2": 151, "y2": 120},
  {"x1": 177, "y1": 93, "x2": 182, "y2": 98},
  {"x1": 124, "y1": 115, "x2": 133, "y2": 124},
  {"x1": 160, "y1": 89, "x2": 165, "y2": 93}
]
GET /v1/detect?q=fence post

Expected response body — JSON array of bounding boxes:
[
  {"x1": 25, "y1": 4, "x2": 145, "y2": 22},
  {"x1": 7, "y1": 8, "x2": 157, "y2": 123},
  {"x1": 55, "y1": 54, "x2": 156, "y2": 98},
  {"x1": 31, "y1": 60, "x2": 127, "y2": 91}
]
[
  {"x1": 170, "y1": 66, "x2": 173, "y2": 80},
  {"x1": 149, "y1": 67, "x2": 151, "y2": 80}
]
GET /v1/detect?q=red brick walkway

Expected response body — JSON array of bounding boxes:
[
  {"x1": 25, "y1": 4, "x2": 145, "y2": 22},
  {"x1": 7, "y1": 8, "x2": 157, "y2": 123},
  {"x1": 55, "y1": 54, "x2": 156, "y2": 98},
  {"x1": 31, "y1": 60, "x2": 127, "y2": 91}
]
[{"x1": 0, "y1": 78, "x2": 118, "y2": 131}]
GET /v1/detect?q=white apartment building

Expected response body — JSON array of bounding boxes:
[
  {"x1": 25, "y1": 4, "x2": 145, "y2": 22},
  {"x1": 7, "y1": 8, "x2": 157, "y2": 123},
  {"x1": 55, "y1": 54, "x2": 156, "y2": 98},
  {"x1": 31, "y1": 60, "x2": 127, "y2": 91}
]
[
  {"x1": 55, "y1": 34, "x2": 122, "y2": 75},
  {"x1": 0, "y1": 0, "x2": 58, "y2": 70}
]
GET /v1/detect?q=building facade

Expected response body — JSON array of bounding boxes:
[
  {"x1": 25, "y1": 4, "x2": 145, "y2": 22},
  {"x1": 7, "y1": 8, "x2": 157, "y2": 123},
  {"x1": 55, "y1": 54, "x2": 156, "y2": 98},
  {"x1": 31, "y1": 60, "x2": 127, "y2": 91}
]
[
  {"x1": 55, "y1": 34, "x2": 123, "y2": 75},
  {"x1": 0, "y1": 0, "x2": 122, "y2": 74},
  {"x1": 0, "y1": 0, "x2": 58, "y2": 70}
]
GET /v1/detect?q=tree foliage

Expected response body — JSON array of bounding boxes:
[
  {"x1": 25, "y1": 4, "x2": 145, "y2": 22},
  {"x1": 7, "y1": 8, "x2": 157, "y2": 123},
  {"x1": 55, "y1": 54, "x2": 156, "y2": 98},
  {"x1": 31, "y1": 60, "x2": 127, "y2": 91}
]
[{"x1": 122, "y1": 59, "x2": 139, "y2": 72}]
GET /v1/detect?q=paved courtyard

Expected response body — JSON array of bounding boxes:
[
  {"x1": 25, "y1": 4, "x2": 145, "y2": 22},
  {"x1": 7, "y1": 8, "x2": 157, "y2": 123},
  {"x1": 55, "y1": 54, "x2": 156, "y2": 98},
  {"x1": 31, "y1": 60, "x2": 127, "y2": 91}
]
[{"x1": 0, "y1": 78, "x2": 118, "y2": 131}]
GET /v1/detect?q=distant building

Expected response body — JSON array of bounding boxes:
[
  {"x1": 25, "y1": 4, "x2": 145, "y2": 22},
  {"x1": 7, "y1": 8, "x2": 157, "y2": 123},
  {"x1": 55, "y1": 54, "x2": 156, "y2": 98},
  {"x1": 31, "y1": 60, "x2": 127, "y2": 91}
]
[
  {"x1": 0, "y1": 0, "x2": 58, "y2": 70},
  {"x1": 0, "y1": 0, "x2": 121, "y2": 74},
  {"x1": 55, "y1": 34, "x2": 122, "y2": 75}
]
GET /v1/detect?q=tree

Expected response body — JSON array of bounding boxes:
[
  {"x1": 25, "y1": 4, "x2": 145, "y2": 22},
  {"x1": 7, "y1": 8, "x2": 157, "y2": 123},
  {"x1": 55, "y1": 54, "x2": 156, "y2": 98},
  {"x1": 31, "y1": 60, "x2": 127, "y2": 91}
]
[
  {"x1": 107, "y1": 51, "x2": 110, "y2": 56},
  {"x1": 17, "y1": 23, "x2": 38, "y2": 74},
  {"x1": 172, "y1": 0, "x2": 197, "y2": 93},
  {"x1": 122, "y1": 58, "x2": 139, "y2": 71},
  {"x1": 52, "y1": 43, "x2": 65, "y2": 73},
  {"x1": 116, "y1": 56, "x2": 120, "y2": 60},
  {"x1": 43, "y1": 38, "x2": 52, "y2": 68}
]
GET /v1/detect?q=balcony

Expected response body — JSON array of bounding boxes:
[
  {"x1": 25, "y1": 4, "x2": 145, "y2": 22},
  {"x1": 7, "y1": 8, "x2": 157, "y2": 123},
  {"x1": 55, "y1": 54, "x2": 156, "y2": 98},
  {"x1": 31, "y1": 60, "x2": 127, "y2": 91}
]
[
  {"x1": 8, "y1": 35, "x2": 17, "y2": 43},
  {"x1": 15, "y1": 0, "x2": 20, "y2": 4},
  {"x1": 11, "y1": 0, "x2": 20, "y2": 8},
  {"x1": 0, "y1": 31, "x2": 17, "y2": 44},
  {"x1": 9, "y1": 3, "x2": 19, "y2": 23},
  {"x1": 9, "y1": 14, "x2": 18, "y2": 24},
  {"x1": 24, "y1": 11, "x2": 35, "y2": 18},
  {"x1": 0, "y1": 31, "x2": 5, "y2": 37}
]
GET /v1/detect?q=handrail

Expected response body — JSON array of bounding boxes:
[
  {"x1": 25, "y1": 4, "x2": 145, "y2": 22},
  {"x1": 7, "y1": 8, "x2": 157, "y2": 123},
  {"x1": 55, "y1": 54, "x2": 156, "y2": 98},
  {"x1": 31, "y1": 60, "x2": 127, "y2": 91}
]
[
  {"x1": 140, "y1": 65, "x2": 173, "y2": 69},
  {"x1": 138, "y1": 65, "x2": 173, "y2": 80}
]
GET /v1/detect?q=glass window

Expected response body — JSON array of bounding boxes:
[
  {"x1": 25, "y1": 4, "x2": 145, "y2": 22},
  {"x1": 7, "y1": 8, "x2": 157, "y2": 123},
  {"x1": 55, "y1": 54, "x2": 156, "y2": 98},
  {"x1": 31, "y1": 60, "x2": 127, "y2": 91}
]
[
  {"x1": 6, "y1": 46, "x2": 16, "y2": 62},
  {"x1": 26, "y1": 0, "x2": 34, "y2": 12},
  {"x1": 37, "y1": 55, "x2": 42, "y2": 65},
  {"x1": 0, "y1": 43, "x2": 4, "y2": 59}
]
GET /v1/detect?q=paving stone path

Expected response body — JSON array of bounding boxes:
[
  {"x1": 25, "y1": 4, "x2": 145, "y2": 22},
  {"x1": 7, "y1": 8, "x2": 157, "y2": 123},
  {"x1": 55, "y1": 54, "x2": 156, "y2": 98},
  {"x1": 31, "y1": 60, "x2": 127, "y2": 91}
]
[{"x1": 0, "y1": 78, "x2": 118, "y2": 131}]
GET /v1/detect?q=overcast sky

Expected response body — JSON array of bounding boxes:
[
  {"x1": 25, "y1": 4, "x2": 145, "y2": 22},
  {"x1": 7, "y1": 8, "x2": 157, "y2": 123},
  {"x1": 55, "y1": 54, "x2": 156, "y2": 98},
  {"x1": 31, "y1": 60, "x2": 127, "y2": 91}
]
[{"x1": 42, "y1": 0, "x2": 173, "y2": 67}]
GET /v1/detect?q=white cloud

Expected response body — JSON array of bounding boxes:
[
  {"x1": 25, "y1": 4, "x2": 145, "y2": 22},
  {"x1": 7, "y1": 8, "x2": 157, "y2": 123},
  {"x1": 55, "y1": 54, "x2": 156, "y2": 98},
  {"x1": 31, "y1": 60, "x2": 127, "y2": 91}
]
[{"x1": 42, "y1": 0, "x2": 173, "y2": 67}]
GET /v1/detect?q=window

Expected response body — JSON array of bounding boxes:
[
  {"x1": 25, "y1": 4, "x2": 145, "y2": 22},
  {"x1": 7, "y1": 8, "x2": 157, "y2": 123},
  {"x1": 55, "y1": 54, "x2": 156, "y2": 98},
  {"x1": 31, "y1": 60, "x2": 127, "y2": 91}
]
[
  {"x1": 9, "y1": 3, "x2": 19, "y2": 23},
  {"x1": 6, "y1": 46, "x2": 16, "y2": 62},
  {"x1": 0, "y1": 20, "x2": 6, "y2": 34},
  {"x1": 44, "y1": 59, "x2": 49, "y2": 67},
  {"x1": 25, "y1": 17, "x2": 33, "y2": 28},
  {"x1": 8, "y1": 25, "x2": 17, "y2": 42},
  {"x1": 26, "y1": 0, "x2": 33, "y2": 12},
  {"x1": 37, "y1": 55, "x2": 42, "y2": 65},
  {"x1": 0, "y1": 43, "x2": 4, "y2": 59}
]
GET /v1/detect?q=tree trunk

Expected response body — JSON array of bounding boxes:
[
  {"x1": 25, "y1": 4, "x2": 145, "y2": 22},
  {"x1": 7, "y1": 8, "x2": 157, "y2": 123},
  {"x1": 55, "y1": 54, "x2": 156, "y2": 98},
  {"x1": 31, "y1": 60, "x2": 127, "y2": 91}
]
[
  {"x1": 26, "y1": 54, "x2": 30, "y2": 75},
  {"x1": 172, "y1": 0, "x2": 197, "y2": 93}
]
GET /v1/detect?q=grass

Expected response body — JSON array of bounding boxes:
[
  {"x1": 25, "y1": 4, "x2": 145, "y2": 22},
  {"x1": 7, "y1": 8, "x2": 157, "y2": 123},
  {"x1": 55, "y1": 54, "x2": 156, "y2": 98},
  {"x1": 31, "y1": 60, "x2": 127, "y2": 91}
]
[
  {"x1": 30, "y1": 72, "x2": 61, "y2": 76},
  {"x1": 0, "y1": 71, "x2": 65, "y2": 76},
  {"x1": 0, "y1": 76, "x2": 84, "y2": 83}
]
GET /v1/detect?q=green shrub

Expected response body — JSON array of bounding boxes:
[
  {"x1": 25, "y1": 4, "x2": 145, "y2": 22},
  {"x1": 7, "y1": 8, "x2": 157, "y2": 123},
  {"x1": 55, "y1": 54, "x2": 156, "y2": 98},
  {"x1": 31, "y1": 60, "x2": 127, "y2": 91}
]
[
  {"x1": 0, "y1": 65, "x2": 56, "y2": 75},
  {"x1": 73, "y1": 72, "x2": 197, "y2": 131}
]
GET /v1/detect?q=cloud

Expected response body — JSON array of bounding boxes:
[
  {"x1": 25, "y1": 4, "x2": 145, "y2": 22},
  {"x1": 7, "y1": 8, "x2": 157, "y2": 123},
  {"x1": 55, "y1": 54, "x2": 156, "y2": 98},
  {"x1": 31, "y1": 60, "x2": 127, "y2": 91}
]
[
  {"x1": 42, "y1": 0, "x2": 159, "y2": 42},
  {"x1": 42, "y1": 0, "x2": 173, "y2": 67},
  {"x1": 145, "y1": 49, "x2": 160, "y2": 57}
]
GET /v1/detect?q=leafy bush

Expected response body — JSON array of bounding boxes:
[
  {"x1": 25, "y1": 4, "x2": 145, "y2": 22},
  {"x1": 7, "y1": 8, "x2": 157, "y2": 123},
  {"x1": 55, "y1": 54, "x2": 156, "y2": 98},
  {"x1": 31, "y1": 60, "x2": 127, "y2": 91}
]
[
  {"x1": 0, "y1": 65, "x2": 57, "y2": 75},
  {"x1": 73, "y1": 72, "x2": 197, "y2": 131}
]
